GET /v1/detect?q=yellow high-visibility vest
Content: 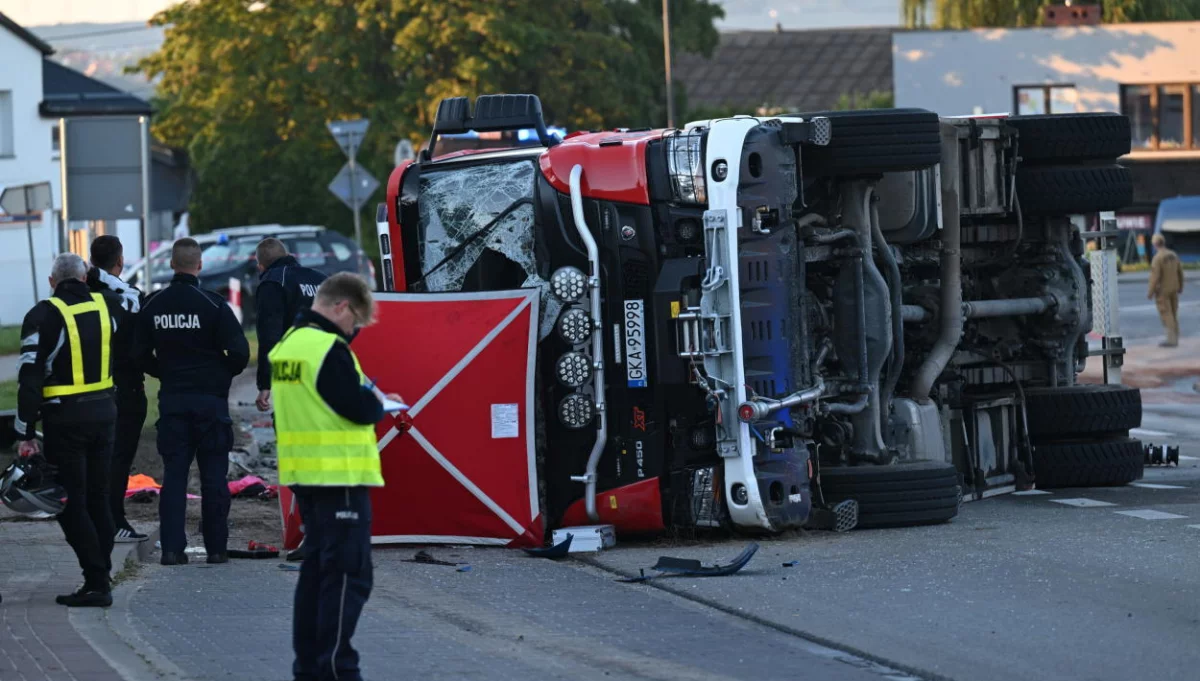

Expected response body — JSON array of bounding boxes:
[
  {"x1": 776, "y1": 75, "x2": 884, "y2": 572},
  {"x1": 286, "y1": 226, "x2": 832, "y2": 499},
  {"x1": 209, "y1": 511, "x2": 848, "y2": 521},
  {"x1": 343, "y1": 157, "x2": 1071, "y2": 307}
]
[
  {"x1": 43, "y1": 293, "x2": 112, "y2": 398},
  {"x1": 269, "y1": 325, "x2": 383, "y2": 487}
]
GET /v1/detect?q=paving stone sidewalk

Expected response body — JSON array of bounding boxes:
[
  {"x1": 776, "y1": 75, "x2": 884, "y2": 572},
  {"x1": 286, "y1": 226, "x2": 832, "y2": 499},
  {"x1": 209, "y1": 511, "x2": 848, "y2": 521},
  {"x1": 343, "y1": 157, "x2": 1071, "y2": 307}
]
[{"x1": 0, "y1": 508, "x2": 148, "y2": 681}]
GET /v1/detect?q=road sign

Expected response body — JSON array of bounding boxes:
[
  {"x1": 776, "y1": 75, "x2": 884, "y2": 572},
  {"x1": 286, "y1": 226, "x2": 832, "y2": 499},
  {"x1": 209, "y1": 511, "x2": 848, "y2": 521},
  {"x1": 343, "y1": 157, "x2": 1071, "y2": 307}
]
[
  {"x1": 328, "y1": 162, "x2": 379, "y2": 212},
  {"x1": 394, "y1": 139, "x2": 415, "y2": 166},
  {"x1": 328, "y1": 119, "x2": 370, "y2": 160}
]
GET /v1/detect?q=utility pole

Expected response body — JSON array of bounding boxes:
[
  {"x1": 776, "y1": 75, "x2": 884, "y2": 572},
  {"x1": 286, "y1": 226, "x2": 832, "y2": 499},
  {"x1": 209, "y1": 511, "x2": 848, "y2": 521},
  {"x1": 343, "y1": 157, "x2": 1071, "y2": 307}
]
[{"x1": 663, "y1": 0, "x2": 675, "y2": 128}]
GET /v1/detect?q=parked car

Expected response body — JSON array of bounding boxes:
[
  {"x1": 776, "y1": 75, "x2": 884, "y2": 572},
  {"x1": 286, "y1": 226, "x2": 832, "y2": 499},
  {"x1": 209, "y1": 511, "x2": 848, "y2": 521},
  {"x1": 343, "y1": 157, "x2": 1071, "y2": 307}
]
[{"x1": 124, "y1": 224, "x2": 375, "y2": 325}]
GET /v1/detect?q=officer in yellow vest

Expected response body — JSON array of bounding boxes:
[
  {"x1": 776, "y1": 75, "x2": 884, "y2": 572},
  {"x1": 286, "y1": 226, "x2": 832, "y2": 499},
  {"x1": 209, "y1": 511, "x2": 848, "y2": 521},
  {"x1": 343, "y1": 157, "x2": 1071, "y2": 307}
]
[
  {"x1": 270, "y1": 272, "x2": 402, "y2": 681},
  {"x1": 15, "y1": 253, "x2": 125, "y2": 608}
]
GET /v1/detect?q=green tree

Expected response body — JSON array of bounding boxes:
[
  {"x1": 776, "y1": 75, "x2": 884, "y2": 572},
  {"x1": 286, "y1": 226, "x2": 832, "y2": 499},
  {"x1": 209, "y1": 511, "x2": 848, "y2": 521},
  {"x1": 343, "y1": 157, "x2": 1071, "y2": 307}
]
[
  {"x1": 835, "y1": 90, "x2": 895, "y2": 110},
  {"x1": 902, "y1": 0, "x2": 1200, "y2": 27},
  {"x1": 136, "y1": 0, "x2": 723, "y2": 237}
]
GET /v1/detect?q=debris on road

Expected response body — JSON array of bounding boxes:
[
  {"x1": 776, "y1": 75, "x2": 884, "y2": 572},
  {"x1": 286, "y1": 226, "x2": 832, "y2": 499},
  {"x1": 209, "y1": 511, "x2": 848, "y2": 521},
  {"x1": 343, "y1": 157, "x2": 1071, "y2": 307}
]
[
  {"x1": 1144, "y1": 443, "x2": 1181, "y2": 466},
  {"x1": 618, "y1": 543, "x2": 760, "y2": 583},
  {"x1": 403, "y1": 550, "x2": 464, "y2": 567},
  {"x1": 523, "y1": 533, "x2": 573, "y2": 559}
]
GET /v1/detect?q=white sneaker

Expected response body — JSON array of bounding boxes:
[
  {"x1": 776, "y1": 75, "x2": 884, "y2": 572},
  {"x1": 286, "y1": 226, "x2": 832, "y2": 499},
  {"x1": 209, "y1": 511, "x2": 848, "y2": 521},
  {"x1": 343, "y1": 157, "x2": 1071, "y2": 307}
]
[{"x1": 115, "y1": 527, "x2": 148, "y2": 543}]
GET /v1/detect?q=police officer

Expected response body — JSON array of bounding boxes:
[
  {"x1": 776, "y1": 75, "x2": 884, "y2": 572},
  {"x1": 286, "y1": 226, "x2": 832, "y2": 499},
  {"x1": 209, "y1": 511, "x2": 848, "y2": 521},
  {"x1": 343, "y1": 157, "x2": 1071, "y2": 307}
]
[
  {"x1": 1149, "y1": 233, "x2": 1185, "y2": 347},
  {"x1": 253, "y1": 237, "x2": 327, "y2": 413},
  {"x1": 16, "y1": 253, "x2": 125, "y2": 607},
  {"x1": 271, "y1": 273, "x2": 402, "y2": 681},
  {"x1": 133, "y1": 238, "x2": 250, "y2": 566},
  {"x1": 85, "y1": 235, "x2": 148, "y2": 544}
]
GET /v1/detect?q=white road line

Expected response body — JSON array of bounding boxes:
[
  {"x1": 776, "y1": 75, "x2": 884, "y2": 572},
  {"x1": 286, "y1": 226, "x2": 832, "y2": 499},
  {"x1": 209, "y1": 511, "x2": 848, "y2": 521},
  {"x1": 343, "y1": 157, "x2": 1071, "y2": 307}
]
[
  {"x1": 1114, "y1": 509, "x2": 1189, "y2": 520},
  {"x1": 1181, "y1": 455, "x2": 1200, "y2": 461},
  {"x1": 1012, "y1": 490, "x2": 1053, "y2": 496},
  {"x1": 1131, "y1": 428, "x2": 1175, "y2": 438},
  {"x1": 1122, "y1": 300, "x2": 1200, "y2": 313},
  {"x1": 1188, "y1": 525, "x2": 1200, "y2": 531},
  {"x1": 1051, "y1": 498, "x2": 1117, "y2": 508},
  {"x1": 1130, "y1": 482, "x2": 1188, "y2": 490}
]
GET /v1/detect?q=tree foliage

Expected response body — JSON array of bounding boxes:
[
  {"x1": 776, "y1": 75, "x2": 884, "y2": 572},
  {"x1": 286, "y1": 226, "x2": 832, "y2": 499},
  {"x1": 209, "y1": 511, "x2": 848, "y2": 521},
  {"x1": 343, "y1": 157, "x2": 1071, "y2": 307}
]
[
  {"x1": 902, "y1": 0, "x2": 1200, "y2": 28},
  {"x1": 835, "y1": 90, "x2": 895, "y2": 110},
  {"x1": 137, "y1": 0, "x2": 723, "y2": 236}
]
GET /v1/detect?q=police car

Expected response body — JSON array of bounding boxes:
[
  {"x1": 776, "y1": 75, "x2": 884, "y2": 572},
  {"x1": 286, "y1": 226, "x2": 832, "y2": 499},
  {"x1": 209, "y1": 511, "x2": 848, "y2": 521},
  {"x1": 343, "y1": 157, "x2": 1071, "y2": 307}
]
[{"x1": 125, "y1": 225, "x2": 375, "y2": 324}]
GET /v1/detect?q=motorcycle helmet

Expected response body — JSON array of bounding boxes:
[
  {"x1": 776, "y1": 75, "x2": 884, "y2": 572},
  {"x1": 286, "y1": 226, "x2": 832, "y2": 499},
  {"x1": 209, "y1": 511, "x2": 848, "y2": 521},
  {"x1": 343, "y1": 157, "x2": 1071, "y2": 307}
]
[{"x1": 0, "y1": 454, "x2": 67, "y2": 517}]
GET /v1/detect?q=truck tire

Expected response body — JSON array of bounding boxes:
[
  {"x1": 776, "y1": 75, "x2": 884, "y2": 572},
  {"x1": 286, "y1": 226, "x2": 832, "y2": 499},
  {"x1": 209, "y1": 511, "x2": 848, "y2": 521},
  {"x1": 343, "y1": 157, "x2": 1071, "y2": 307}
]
[
  {"x1": 1008, "y1": 113, "x2": 1132, "y2": 163},
  {"x1": 1032, "y1": 437, "x2": 1144, "y2": 488},
  {"x1": 798, "y1": 108, "x2": 942, "y2": 177},
  {"x1": 1016, "y1": 164, "x2": 1133, "y2": 215},
  {"x1": 819, "y1": 461, "x2": 961, "y2": 529},
  {"x1": 1024, "y1": 384, "x2": 1142, "y2": 441}
]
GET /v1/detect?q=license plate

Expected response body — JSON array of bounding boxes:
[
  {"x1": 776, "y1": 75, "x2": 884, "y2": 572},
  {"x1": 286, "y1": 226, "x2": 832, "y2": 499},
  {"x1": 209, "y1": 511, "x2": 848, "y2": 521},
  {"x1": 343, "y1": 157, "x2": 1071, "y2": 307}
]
[{"x1": 624, "y1": 300, "x2": 647, "y2": 388}]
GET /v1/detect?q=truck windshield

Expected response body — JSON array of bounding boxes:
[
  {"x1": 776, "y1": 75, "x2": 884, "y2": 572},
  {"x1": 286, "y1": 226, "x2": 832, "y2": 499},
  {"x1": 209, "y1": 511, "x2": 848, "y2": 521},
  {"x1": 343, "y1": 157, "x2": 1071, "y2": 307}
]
[{"x1": 416, "y1": 159, "x2": 561, "y2": 337}]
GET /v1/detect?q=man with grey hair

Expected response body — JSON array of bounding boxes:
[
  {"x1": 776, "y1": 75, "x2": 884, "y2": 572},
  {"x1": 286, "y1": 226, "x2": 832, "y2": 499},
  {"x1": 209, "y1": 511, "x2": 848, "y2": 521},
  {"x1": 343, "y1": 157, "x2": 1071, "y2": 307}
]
[{"x1": 15, "y1": 251, "x2": 125, "y2": 607}]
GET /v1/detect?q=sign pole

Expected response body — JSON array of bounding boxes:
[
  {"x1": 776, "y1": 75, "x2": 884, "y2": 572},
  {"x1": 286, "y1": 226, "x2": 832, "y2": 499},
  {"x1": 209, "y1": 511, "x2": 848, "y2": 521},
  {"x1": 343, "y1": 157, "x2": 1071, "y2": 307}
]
[
  {"x1": 349, "y1": 138, "x2": 361, "y2": 249},
  {"x1": 24, "y1": 186, "x2": 38, "y2": 304},
  {"x1": 140, "y1": 115, "x2": 152, "y2": 288}
]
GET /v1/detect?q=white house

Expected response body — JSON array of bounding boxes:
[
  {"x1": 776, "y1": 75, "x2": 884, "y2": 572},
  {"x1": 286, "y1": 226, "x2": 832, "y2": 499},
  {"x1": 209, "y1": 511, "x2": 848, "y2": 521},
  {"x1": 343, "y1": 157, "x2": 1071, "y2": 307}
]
[
  {"x1": 893, "y1": 20, "x2": 1200, "y2": 225},
  {"x1": 0, "y1": 11, "x2": 153, "y2": 325}
]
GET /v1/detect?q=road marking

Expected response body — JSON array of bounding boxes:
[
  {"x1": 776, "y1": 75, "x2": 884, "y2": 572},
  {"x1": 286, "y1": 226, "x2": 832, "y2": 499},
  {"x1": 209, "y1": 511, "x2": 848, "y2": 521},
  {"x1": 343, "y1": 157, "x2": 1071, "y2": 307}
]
[
  {"x1": 1012, "y1": 490, "x2": 1053, "y2": 496},
  {"x1": 1181, "y1": 455, "x2": 1200, "y2": 461},
  {"x1": 1051, "y1": 498, "x2": 1116, "y2": 508},
  {"x1": 1188, "y1": 525, "x2": 1200, "y2": 531},
  {"x1": 1130, "y1": 482, "x2": 1188, "y2": 489},
  {"x1": 1114, "y1": 509, "x2": 1189, "y2": 520},
  {"x1": 1121, "y1": 300, "x2": 1200, "y2": 313},
  {"x1": 1131, "y1": 428, "x2": 1175, "y2": 438}
]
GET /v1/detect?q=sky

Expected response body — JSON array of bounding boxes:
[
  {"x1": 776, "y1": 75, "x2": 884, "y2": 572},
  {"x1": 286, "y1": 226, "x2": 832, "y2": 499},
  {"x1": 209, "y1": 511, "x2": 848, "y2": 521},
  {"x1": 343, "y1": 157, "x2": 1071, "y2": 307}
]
[{"x1": 0, "y1": 0, "x2": 902, "y2": 30}]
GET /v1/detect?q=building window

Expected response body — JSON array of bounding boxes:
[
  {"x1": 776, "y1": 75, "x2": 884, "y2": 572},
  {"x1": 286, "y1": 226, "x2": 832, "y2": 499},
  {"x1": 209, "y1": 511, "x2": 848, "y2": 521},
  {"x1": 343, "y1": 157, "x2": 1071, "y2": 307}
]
[
  {"x1": 0, "y1": 91, "x2": 14, "y2": 158},
  {"x1": 1014, "y1": 84, "x2": 1078, "y2": 115},
  {"x1": 1121, "y1": 83, "x2": 1200, "y2": 151}
]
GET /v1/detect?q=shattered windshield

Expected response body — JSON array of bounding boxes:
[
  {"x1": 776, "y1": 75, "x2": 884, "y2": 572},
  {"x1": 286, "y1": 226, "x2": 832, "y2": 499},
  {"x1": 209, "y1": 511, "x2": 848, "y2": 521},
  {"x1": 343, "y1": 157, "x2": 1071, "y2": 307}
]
[{"x1": 418, "y1": 160, "x2": 560, "y2": 338}]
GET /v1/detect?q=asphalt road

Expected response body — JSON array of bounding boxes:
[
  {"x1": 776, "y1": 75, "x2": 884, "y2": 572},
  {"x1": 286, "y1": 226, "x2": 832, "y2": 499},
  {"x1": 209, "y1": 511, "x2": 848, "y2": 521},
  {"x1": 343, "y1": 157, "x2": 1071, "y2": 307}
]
[{"x1": 1116, "y1": 277, "x2": 1198, "y2": 342}]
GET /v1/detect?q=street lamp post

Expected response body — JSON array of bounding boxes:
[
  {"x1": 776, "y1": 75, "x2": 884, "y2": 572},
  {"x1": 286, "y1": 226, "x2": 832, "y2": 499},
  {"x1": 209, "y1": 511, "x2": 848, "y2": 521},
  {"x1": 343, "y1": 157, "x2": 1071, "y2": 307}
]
[{"x1": 663, "y1": 0, "x2": 675, "y2": 128}]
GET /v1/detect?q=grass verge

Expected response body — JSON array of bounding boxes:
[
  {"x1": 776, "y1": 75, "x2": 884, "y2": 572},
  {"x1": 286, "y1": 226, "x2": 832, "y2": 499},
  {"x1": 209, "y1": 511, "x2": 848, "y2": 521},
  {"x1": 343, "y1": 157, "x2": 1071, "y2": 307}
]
[
  {"x1": 0, "y1": 326, "x2": 21, "y2": 356},
  {"x1": 0, "y1": 329, "x2": 256, "y2": 419}
]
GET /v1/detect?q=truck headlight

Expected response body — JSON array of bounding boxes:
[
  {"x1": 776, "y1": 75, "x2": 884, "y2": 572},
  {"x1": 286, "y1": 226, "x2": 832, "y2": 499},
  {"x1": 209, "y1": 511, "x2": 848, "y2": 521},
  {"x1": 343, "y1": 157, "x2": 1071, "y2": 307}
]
[
  {"x1": 555, "y1": 352, "x2": 593, "y2": 388},
  {"x1": 550, "y1": 266, "x2": 587, "y2": 302},
  {"x1": 665, "y1": 130, "x2": 707, "y2": 205},
  {"x1": 556, "y1": 307, "x2": 592, "y2": 345},
  {"x1": 558, "y1": 393, "x2": 596, "y2": 429}
]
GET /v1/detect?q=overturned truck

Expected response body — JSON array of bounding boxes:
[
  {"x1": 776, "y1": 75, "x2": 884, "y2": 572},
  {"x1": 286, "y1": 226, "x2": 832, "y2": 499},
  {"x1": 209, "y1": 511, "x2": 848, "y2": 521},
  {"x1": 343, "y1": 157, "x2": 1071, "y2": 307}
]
[{"x1": 375, "y1": 95, "x2": 1143, "y2": 537}]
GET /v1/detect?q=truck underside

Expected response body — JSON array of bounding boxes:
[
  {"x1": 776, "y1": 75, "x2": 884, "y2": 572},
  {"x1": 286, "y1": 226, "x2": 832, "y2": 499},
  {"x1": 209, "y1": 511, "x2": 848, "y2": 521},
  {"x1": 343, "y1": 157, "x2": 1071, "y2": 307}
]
[{"x1": 378, "y1": 95, "x2": 1144, "y2": 538}]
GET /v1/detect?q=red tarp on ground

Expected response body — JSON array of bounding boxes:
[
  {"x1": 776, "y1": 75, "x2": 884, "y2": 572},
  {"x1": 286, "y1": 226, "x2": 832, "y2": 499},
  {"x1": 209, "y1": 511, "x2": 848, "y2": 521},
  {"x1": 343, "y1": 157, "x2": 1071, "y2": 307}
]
[{"x1": 278, "y1": 290, "x2": 544, "y2": 548}]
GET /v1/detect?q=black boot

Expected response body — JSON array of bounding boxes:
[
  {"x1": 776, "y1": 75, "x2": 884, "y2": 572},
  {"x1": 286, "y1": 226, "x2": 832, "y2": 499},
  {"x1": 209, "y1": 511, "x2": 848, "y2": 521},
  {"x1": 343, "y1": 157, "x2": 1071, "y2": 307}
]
[
  {"x1": 206, "y1": 552, "x2": 229, "y2": 564},
  {"x1": 56, "y1": 585, "x2": 112, "y2": 608},
  {"x1": 161, "y1": 551, "x2": 189, "y2": 566}
]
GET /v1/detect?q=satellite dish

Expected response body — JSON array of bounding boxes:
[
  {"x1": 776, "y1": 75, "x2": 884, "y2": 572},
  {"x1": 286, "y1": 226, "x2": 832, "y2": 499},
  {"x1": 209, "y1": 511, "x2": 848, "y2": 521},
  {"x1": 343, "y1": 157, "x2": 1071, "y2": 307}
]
[{"x1": 394, "y1": 139, "x2": 415, "y2": 166}]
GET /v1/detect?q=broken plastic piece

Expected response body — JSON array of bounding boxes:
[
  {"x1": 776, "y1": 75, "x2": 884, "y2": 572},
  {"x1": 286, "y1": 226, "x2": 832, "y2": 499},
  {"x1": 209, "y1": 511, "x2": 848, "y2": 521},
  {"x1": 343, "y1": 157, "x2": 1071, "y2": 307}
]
[
  {"x1": 618, "y1": 543, "x2": 759, "y2": 583},
  {"x1": 278, "y1": 564, "x2": 300, "y2": 572},
  {"x1": 403, "y1": 550, "x2": 464, "y2": 567},
  {"x1": 456, "y1": 565, "x2": 473, "y2": 573},
  {"x1": 523, "y1": 533, "x2": 573, "y2": 559},
  {"x1": 782, "y1": 561, "x2": 799, "y2": 567}
]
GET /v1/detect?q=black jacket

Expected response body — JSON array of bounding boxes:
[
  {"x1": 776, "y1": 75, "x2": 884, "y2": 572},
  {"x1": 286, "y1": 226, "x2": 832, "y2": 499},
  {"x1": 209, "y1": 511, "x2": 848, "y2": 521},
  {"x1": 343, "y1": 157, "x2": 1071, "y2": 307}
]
[
  {"x1": 133, "y1": 273, "x2": 250, "y2": 398},
  {"x1": 16, "y1": 279, "x2": 123, "y2": 438},
  {"x1": 291, "y1": 308, "x2": 382, "y2": 426},
  {"x1": 257, "y1": 255, "x2": 327, "y2": 390},
  {"x1": 86, "y1": 266, "x2": 145, "y2": 390}
]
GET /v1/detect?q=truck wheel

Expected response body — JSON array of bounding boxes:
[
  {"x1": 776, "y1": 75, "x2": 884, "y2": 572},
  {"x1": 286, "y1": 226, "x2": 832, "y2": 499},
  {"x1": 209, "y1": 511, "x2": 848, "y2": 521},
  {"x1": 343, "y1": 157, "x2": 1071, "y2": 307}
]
[
  {"x1": 819, "y1": 461, "x2": 961, "y2": 529},
  {"x1": 798, "y1": 108, "x2": 942, "y2": 177},
  {"x1": 1024, "y1": 384, "x2": 1142, "y2": 441},
  {"x1": 1032, "y1": 437, "x2": 1144, "y2": 488},
  {"x1": 1016, "y1": 164, "x2": 1133, "y2": 215},
  {"x1": 1008, "y1": 113, "x2": 1132, "y2": 163}
]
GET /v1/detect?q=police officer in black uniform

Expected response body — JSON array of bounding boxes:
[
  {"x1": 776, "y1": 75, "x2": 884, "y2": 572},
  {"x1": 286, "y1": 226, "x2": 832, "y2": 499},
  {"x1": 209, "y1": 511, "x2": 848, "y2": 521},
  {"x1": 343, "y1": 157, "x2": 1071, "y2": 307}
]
[
  {"x1": 85, "y1": 235, "x2": 148, "y2": 544},
  {"x1": 133, "y1": 238, "x2": 250, "y2": 566},
  {"x1": 253, "y1": 237, "x2": 327, "y2": 413},
  {"x1": 16, "y1": 253, "x2": 125, "y2": 607}
]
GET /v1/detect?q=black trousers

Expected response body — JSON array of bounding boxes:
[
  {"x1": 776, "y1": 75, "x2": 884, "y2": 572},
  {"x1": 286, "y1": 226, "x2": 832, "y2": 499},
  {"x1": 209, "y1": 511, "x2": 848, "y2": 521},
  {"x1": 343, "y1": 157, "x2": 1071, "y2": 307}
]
[
  {"x1": 110, "y1": 387, "x2": 148, "y2": 529},
  {"x1": 44, "y1": 418, "x2": 117, "y2": 590},
  {"x1": 292, "y1": 486, "x2": 373, "y2": 681},
  {"x1": 156, "y1": 393, "x2": 233, "y2": 554}
]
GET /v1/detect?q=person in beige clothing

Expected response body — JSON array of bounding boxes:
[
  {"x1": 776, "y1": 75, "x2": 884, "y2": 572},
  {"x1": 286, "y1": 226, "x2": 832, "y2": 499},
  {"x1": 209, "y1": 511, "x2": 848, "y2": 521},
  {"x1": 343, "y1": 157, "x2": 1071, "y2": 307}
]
[{"x1": 1148, "y1": 233, "x2": 1184, "y2": 347}]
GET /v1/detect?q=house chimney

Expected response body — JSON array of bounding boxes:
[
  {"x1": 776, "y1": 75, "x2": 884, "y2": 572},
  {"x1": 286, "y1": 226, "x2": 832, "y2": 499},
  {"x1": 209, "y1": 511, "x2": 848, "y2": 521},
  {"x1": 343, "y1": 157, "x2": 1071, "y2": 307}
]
[{"x1": 1042, "y1": 3, "x2": 1101, "y2": 26}]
